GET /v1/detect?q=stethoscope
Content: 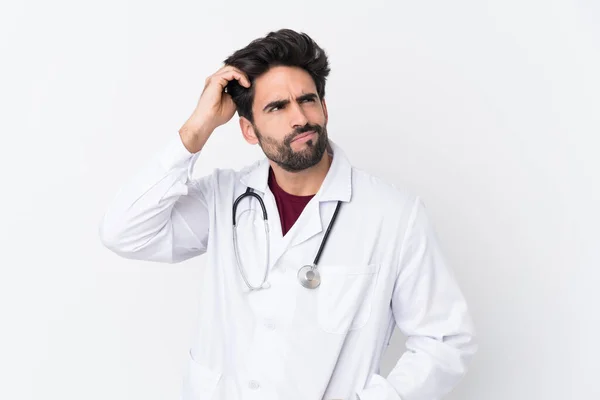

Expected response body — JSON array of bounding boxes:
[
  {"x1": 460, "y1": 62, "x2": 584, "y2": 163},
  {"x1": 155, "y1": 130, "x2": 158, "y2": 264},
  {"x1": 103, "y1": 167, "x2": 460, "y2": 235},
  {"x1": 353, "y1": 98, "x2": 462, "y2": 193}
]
[{"x1": 232, "y1": 187, "x2": 342, "y2": 290}]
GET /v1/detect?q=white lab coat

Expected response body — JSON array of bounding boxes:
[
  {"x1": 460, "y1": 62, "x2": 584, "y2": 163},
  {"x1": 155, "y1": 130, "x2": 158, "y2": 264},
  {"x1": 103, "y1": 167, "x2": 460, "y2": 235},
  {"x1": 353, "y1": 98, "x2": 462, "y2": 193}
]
[{"x1": 99, "y1": 134, "x2": 477, "y2": 400}]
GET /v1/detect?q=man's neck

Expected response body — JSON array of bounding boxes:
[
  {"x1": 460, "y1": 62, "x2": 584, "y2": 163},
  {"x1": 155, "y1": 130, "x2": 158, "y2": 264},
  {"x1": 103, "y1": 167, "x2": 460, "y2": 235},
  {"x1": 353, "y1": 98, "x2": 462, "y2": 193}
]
[{"x1": 269, "y1": 149, "x2": 333, "y2": 196}]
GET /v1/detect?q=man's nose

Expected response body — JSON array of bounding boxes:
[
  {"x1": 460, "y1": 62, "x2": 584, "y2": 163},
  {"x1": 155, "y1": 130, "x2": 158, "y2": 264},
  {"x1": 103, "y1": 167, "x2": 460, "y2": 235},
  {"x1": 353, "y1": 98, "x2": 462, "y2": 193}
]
[{"x1": 289, "y1": 101, "x2": 309, "y2": 129}]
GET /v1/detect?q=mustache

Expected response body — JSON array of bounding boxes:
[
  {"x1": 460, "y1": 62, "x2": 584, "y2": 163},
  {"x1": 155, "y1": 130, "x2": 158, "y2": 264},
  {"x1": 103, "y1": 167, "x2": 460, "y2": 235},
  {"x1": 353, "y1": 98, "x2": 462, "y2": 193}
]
[{"x1": 285, "y1": 124, "x2": 323, "y2": 145}]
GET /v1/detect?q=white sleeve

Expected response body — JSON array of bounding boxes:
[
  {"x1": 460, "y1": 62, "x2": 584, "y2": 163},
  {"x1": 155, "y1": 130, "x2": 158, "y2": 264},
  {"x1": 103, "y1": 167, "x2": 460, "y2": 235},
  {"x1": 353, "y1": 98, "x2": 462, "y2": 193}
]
[
  {"x1": 357, "y1": 196, "x2": 478, "y2": 400},
  {"x1": 98, "y1": 133, "x2": 212, "y2": 264}
]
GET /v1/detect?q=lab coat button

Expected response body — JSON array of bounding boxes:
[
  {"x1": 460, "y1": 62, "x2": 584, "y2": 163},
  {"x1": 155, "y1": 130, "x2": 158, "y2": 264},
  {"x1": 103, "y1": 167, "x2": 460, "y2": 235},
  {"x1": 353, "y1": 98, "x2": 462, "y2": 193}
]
[{"x1": 249, "y1": 380, "x2": 260, "y2": 390}]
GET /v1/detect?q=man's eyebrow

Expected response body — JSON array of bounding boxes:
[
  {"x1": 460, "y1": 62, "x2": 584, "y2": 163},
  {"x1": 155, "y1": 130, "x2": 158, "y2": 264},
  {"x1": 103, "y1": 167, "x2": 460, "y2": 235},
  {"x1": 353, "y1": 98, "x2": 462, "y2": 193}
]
[
  {"x1": 262, "y1": 93, "x2": 319, "y2": 112},
  {"x1": 297, "y1": 93, "x2": 318, "y2": 102}
]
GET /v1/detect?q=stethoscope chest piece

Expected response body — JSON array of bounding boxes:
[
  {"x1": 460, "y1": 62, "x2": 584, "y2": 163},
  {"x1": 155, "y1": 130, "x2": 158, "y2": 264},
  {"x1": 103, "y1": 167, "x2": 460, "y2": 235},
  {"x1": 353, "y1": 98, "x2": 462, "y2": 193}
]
[{"x1": 298, "y1": 264, "x2": 321, "y2": 289}]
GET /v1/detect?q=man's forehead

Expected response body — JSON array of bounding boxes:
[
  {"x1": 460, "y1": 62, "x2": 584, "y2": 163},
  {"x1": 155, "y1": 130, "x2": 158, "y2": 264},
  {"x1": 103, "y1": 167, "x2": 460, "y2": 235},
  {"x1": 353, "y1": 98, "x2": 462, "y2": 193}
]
[{"x1": 253, "y1": 67, "x2": 317, "y2": 102}]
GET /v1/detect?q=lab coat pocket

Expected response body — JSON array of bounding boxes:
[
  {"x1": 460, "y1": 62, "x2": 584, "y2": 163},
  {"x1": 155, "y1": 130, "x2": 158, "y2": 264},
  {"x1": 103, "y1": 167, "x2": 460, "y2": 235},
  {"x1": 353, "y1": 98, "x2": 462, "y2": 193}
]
[
  {"x1": 181, "y1": 349, "x2": 221, "y2": 400},
  {"x1": 317, "y1": 263, "x2": 379, "y2": 335}
]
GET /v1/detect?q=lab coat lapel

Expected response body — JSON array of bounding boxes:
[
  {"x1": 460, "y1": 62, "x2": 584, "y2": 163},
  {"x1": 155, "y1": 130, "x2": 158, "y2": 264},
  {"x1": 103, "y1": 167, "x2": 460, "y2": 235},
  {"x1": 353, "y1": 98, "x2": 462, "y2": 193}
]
[
  {"x1": 284, "y1": 197, "x2": 323, "y2": 252},
  {"x1": 284, "y1": 140, "x2": 353, "y2": 251},
  {"x1": 263, "y1": 186, "x2": 288, "y2": 269}
]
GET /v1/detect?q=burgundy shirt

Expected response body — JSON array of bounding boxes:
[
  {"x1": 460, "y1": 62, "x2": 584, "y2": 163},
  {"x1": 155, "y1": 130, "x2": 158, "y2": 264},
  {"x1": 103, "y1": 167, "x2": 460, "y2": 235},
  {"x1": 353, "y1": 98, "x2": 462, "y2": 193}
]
[{"x1": 268, "y1": 167, "x2": 314, "y2": 236}]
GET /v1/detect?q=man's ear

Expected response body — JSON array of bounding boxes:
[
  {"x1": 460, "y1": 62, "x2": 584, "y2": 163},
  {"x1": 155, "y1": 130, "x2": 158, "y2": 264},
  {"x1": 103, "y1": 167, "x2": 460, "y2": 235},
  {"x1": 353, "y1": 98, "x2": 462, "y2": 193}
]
[
  {"x1": 321, "y1": 97, "x2": 328, "y2": 124},
  {"x1": 239, "y1": 116, "x2": 259, "y2": 145}
]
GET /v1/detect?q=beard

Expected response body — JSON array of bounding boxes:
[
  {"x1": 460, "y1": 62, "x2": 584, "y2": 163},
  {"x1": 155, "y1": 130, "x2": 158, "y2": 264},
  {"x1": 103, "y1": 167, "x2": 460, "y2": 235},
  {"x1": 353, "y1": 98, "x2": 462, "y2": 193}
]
[{"x1": 253, "y1": 122, "x2": 329, "y2": 172}]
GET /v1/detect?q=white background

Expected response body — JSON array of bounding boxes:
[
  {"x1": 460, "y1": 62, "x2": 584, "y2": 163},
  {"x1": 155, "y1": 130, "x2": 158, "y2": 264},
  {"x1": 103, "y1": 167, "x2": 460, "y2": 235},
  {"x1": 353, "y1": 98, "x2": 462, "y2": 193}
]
[{"x1": 1, "y1": 0, "x2": 598, "y2": 399}]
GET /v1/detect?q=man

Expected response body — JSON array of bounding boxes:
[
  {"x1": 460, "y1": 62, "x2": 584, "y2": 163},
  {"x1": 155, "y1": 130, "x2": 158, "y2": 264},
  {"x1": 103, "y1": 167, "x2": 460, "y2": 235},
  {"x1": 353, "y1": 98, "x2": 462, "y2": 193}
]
[{"x1": 99, "y1": 29, "x2": 477, "y2": 400}]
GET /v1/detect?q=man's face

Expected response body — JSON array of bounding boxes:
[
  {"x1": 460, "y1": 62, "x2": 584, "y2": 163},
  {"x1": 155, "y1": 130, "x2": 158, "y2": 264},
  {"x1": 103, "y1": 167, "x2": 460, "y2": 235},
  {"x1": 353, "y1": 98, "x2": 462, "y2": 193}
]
[{"x1": 247, "y1": 66, "x2": 329, "y2": 172}]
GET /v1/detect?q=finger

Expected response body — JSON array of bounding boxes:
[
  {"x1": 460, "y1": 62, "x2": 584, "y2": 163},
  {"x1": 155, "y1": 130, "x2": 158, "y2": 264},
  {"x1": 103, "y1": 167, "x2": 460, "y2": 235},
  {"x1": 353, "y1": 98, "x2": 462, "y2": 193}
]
[
  {"x1": 223, "y1": 68, "x2": 251, "y2": 88},
  {"x1": 218, "y1": 64, "x2": 247, "y2": 78},
  {"x1": 213, "y1": 69, "x2": 251, "y2": 89},
  {"x1": 217, "y1": 65, "x2": 251, "y2": 86},
  {"x1": 206, "y1": 65, "x2": 250, "y2": 89}
]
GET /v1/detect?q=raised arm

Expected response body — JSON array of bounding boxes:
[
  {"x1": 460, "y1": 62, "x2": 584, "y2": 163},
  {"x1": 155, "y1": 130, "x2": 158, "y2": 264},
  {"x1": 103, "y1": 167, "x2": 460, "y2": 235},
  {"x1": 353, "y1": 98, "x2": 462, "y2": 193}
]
[{"x1": 99, "y1": 65, "x2": 252, "y2": 263}]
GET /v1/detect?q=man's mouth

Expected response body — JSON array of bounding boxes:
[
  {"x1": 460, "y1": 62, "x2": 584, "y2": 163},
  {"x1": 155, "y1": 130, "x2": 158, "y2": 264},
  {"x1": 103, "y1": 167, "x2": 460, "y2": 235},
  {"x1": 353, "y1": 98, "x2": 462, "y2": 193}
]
[{"x1": 292, "y1": 131, "x2": 316, "y2": 143}]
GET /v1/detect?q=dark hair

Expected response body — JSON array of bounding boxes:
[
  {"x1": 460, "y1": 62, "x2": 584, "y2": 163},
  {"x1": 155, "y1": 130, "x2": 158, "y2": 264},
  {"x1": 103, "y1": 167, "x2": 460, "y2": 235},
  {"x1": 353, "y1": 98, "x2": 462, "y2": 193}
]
[{"x1": 223, "y1": 28, "x2": 330, "y2": 123}]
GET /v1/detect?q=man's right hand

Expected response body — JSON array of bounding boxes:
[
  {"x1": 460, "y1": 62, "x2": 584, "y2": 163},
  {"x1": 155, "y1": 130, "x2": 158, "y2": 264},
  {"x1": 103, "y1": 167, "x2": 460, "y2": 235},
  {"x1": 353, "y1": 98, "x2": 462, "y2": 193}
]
[{"x1": 179, "y1": 65, "x2": 251, "y2": 153}]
